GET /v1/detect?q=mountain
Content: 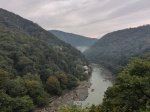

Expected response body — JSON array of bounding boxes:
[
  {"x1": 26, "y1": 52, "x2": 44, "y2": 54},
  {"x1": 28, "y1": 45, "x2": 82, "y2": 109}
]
[
  {"x1": 0, "y1": 8, "x2": 90, "y2": 112},
  {"x1": 84, "y1": 25, "x2": 150, "y2": 74},
  {"x1": 0, "y1": 8, "x2": 89, "y2": 77},
  {"x1": 0, "y1": 9, "x2": 65, "y2": 45},
  {"x1": 49, "y1": 30, "x2": 98, "y2": 52}
]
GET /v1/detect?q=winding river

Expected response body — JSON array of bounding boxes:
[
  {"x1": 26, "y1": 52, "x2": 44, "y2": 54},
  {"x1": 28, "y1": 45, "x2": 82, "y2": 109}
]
[{"x1": 74, "y1": 64, "x2": 113, "y2": 107}]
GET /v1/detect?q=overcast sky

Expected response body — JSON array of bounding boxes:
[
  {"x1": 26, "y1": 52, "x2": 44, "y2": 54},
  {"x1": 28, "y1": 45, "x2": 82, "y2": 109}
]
[{"x1": 0, "y1": 0, "x2": 150, "y2": 38}]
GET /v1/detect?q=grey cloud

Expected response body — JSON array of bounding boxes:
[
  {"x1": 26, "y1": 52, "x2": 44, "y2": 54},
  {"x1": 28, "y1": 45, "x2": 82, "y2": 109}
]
[
  {"x1": 107, "y1": 0, "x2": 150, "y2": 20},
  {"x1": 0, "y1": 0, "x2": 150, "y2": 38}
]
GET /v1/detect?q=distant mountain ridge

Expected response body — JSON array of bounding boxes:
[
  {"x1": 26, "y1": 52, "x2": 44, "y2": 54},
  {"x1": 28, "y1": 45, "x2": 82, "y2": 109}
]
[
  {"x1": 84, "y1": 25, "x2": 150, "y2": 74},
  {"x1": 49, "y1": 30, "x2": 98, "y2": 52}
]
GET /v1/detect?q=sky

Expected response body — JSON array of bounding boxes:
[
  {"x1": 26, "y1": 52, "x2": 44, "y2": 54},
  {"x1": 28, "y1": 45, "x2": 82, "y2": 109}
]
[{"x1": 0, "y1": 0, "x2": 150, "y2": 38}]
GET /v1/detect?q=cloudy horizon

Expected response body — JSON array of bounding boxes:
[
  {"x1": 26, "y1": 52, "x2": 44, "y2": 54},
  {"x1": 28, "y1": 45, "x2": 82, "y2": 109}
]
[{"x1": 0, "y1": 0, "x2": 150, "y2": 38}]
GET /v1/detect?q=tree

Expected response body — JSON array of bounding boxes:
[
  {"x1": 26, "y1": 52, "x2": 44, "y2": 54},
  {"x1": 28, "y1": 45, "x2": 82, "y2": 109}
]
[
  {"x1": 23, "y1": 73, "x2": 41, "y2": 82},
  {"x1": 12, "y1": 96, "x2": 34, "y2": 112},
  {"x1": 141, "y1": 100, "x2": 150, "y2": 112},
  {"x1": 40, "y1": 69, "x2": 53, "y2": 82},
  {"x1": 5, "y1": 77, "x2": 27, "y2": 97},
  {"x1": 25, "y1": 80, "x2": 48, "y2": 106},
  {"x1": 16, "y1": 56, "x2": 34, "y2": 74},
  {"x1": 46, "y1": 76, "x2": 62, "y2": 95},
  {"x1": 101, "y1": 59, "x2": 150, "y2": 112},
  {"x1": 56, "y1": 73, "x2": 68, "y2": 89},
  {"x1": 67, "y1": 74, "x2": 78, "y2": 89},
  {"x1": 0, "y1": 90, "x2": 13, "y2": 112},
  {"x1": 0, "y1": 69, "x2": 8, "y2": 89}
]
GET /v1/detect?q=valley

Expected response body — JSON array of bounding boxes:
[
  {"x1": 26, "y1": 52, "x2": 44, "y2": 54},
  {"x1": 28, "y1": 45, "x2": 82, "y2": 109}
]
[
  {"x1": 33, "y1": 64, "x2": 113, "y2": 112},
  {"x1": 74, "y1": 64, "x2": 113, "y2": 107},
  {"x1": 49, "y1": 30, "x2": 97, "y2": 52},
  {"x1": 0, "y1": 6, "x2": 150, "y2": 112}
]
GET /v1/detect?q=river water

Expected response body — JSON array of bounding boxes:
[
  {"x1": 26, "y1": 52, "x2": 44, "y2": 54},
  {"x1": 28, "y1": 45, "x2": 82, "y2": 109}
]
[{"x1": 74, "y1": 64, "x2": 113, "y2": 107}]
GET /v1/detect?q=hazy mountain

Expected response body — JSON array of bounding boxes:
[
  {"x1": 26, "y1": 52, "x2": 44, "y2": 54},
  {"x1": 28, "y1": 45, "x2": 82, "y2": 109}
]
[
  {"x1": 84, "y1": 25, "x2": 150, "y2": 74},
  {"x1": 0, "y1": 8, "x2": 90, "y2": 111},
  {"x1": 49, "y1": 30, "x2": 98, "y2": 52}
]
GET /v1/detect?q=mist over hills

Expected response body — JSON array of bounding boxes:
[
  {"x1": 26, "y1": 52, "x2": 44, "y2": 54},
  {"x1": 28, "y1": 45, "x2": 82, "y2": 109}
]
[
  {"x1": 49, "y1": 30, "x2": 98, "y2": 52},
  {"x1": 84, "y1": 25, "x2": 150, "y2": 74}
]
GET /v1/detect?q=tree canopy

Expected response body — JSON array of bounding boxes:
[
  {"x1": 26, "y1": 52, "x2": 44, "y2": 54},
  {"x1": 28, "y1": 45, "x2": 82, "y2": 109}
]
[
  {"x1": 84, "y1": 25, "x2": 150, "y2": 74},
  {"x1": 0, "y1": 8, "x2": 91, "y2": 112}
]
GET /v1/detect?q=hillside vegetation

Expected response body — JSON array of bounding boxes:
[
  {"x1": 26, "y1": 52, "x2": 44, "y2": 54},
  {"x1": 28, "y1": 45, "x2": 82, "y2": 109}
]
[
  {"x1": 50, "y1": 30, "x2": 97, "y2": 52},
  {"x1": 0, "y1": 8, "x2": 90, "y2": 112},
  {"x1": 84, "y1": 25, "x2": 150, "y2": 74},
  {"x1": 60, "y1": 55, "x2": 150, "y2": 112}
]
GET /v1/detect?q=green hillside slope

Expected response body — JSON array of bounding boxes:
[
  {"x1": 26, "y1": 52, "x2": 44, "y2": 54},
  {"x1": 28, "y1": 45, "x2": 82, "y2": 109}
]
[
  {"x1": 50, "y1": 30, "x2": 97, "y2": 51},
  {"x1": 84, "y1": 25, "x2": 150, "y2": 74},
  {"x1": 0, "y1": 8, "x2": 90, "y2": 112}
]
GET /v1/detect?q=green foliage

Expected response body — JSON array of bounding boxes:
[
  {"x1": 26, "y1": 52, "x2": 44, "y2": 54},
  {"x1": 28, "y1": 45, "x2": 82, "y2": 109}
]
[
  {"x1": 0, "y1": 8, "x2": 90, "y2": 111},
  {"x1": 0, "y1": 8, "x2": 89, "y2": 81},
  {"x1": 84, "y1": 25, "x2": 150, "y2": 74},
  {"x1": 140, "y1": 100, "x2": 150, "y2": 112},
  {"x1": 41, "y1": 69, "x2": 53, "y2": 82},
  {"x1": 59, "y1": 105, "x2": 88, "y2": 112},
  {"x1": 23, "y1": 73, "x2": 41, "y2": 82},
  {"x1": 5, "y1": 77, "x2": 27, "y2": 97},
  {"x1": 99, "y1": 58, "x2": 150, "y2": 112},
  {"x1": 56, "y1": 73, "x2": 68, "y2": 89},
  {"x1": 25, "y1": 80, "x2": 49, "y2": 106},
  {"x1": 60, "y1": 57, "x2": 150, "y2": 112},
  {"x1": 12, "y1": 96, "x2": 34, "y2": 112},
  {"x1": 0, "y1": 90, "x2": 13, "y2": 112},
  {"x1": 0, "y1": 90, "x2": 34, "y2": 112},
  {"x1": 46, "y1": 76, "x2": 62, "y2": 95},
  {"x1": 67, "y1": 74, "x2": 79, "y2": 89},
  {"x1": 59, "y1": 105, "x2": 102, "y2": 112},
  {"x1": 0, "y1": 69, "x2": 8, "y2": 88}
]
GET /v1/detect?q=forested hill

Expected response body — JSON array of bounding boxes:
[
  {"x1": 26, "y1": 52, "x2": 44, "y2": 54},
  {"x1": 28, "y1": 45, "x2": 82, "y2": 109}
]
[
  {"x1": 61, "y1": 54, "x2": 150, "y2": 112},
  {"x1": 49, "y1": 30, "x2": 98, "y2": 51},
  {"x1": 0, "y1": 8, "x2": 90, "y2": 112},
  {"x1": 84, "y1": 25, "x2": 150, "y2": 74},
  {"x1": 0, "y1": 8, "x2": 65, "y2": 45}
]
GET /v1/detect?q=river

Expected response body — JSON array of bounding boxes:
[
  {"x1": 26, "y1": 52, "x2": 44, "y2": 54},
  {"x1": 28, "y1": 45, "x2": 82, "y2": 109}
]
[
  {"x1": 33, "y1": 64, "x2": 113, "y2": 112},
  {"x1": 74, "y1": 64, "x2": 113, "y2": 107}
]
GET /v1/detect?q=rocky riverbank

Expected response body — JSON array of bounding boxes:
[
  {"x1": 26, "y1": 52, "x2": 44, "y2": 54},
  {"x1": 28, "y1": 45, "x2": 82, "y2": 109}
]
[
  {"x1": 98, "y1": 64, "x2": 116, "y2": 84},
  {"x1": 33, "y1": 80, "x2": 91, "y2": 112},
  {"x1": 33, "y1": 64, "x2": 115, "y2": 112}
]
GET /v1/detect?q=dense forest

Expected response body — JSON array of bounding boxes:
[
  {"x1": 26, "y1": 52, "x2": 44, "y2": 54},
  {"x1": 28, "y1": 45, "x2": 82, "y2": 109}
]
[
  {"x1": 50, "y1": 30, "x2": 97, "y2": 52},
  {"x1": 84, "y1": 25, "x2": 150, "y2": 74},
  {"x1": 60, "y1": 54, "x2": 150, "y2": 112},
  {"x1": 0, "y1": 8, "x2": 91, "y2": 112}
]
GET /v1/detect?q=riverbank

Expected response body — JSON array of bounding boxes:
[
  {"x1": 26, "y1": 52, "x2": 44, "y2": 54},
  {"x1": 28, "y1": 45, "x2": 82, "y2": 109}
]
[
  {"x1": 74, "y1": 64, "x2": 113, "y2": 107},
  {"x1": 97, "y1": 64, "x2": 116, "y2": 84},
  {"x1": 33, "y1": 64, "x2": 115, "y2": 112},
  {"x1": 33, "y1": 80, "x2": 91, "y2": 112}
]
